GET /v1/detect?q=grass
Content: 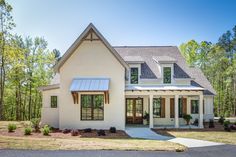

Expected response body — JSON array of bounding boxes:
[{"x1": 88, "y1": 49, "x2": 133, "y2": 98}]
[
  {"x1": 0, "y1": 135, "x2": 185, "y2": 151},
  {"x1": 0, "y1": 121, "x2": 186, "y2": 151},
  {"x1": 155, "y1": 130, "x2": 236, "y2": 145}
]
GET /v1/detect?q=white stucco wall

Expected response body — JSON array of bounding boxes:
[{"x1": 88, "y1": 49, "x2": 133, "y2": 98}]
[
  {"x1": 41, "y1": 88, "x2": 60, "y2": 128},
  {"x1": 59, "y1": 40, "x2": 125, "y2": 130}
]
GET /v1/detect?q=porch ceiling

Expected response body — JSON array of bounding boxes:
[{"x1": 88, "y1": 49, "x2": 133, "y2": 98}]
[{"x1": 125, "y1": 85, "x2": 204, "y2": 91}]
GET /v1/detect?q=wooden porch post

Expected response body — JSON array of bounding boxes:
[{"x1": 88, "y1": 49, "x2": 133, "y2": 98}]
[
  {"x1": 175, "y1": 95, "x2": 179, "y2": 128},
  {"x1": 149, "y1": 94, "x2": 154, "y2": 128}
]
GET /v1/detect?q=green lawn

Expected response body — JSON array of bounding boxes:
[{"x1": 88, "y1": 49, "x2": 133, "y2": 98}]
[{"x1": 154, "y1": 130, "x2": 236, "y2": 145}]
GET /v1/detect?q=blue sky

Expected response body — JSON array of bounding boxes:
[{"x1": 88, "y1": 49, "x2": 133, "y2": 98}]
[{"x1": 8, "y1": 0, "x2": 236, "y2": 54}]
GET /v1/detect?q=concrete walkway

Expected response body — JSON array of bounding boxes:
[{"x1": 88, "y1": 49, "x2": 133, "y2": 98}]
[{"x1": 125, "y1": 127, "x2": 224, "y2": 148}]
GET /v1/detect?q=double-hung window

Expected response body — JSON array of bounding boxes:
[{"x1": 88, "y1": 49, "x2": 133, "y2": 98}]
[
  {"x1": 163, "y1": 67, "x2": 171, "y2": 84},
  {"x1": 81, "y1": 95, "x2": 104, "y2": 120},
  {"x1": 153, "y1": 98, "x2": 161, "y2": 118},
  {"x1": 51, "y1": 96, "x2": 57, "y2": 108},
  {"x1": 191, "y1": 100, "x2": 199, "y2": 114},
  {"x1": 130, "y1": 67, "x2": 139, "y2": 84}
]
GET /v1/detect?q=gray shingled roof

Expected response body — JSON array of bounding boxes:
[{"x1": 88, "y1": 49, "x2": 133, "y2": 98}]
[{"x1": 114, "y1": 46, "x2": 215, "y2": 95}]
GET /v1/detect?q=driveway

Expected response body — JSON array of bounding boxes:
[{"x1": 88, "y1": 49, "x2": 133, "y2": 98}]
[
  {"x1": 125, "y1": 127, "x2": 224, "y2": 148},
  {"x1": 0, "y1": 145, "x2": 235, "y2": 157}
]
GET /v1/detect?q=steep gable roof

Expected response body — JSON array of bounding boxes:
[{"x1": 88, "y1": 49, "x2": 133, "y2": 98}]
[
  {"x1": 114, "y1": 46, "x2": 215, "y2": 95},
  {"x1": 54, "y1": 23, "x2": 129, "y2": 72}
]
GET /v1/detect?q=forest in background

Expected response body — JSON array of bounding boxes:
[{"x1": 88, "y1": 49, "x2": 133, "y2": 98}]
[
  {"x1": 1, "y1": 0, "x2": 236, "y2": 121},
  {"x1": 180, "y1": 26, "x2": 236, "y2": 117},
  {"x1": 0, "y1": 0, "x2": 59, "y2": 120}
]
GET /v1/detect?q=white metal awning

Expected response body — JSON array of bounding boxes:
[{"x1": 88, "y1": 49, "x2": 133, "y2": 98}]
[
  {"x1": 125, "y1": 85, "x2": 204, "y2": 91},
  {"x1": 70, "y1": 78, "x2": 110, "y2": 92}
]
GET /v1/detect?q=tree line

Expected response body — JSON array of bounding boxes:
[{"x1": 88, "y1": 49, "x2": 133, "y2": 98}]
[
  {"x1": 0, "y1": 0, "x2": 59, "y2": 120},
  {"x1": 180, "y1": 26, "x2": 236, "y2": 117}
]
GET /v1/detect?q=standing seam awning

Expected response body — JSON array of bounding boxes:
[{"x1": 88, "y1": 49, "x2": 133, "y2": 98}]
[
  {"x1": 70, "y1": 78, "x2": 110, "y2": 92},
  {"x1": 70, "y1": 78, "x2": 110, "y2": 104}
]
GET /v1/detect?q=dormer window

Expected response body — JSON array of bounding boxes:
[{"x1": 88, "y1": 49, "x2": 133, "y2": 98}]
[
  {"x1": 130, "y1": 67, "x2": 139, "y2": 84},
  {"x1": 163, "y1": 67, "x2": 171, "y2": 84}
]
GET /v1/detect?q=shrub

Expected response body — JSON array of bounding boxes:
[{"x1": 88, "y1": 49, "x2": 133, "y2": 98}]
[
  {"x1": 224, "y1": 120, "x2": 231, "y2": 132},
  {"x1": 193, "y1": 119, "x2": 198, "y2": 126},
  {"x1": 24, "y1": 127, "x2": 32, "y2": 135},
  {"x1": 183, "y1": 114, "x2": 192, "y2": 125},
  {"x1": 109, "y1": 127, "x2": 116, "y2": 133},
  {"x1": 209, "y1": 119, "x2": 215, "y2": 128},
  {"x1": 8, "y1": 123, "x2": 17, "y2": 132},
  {"x1": 31, "y1": 118, "x2": 41, "y2": 132},
  {"x1": 84, "y1": 128, "x2": 92, "y2": 133},
  {"x1": 62, "y1": 129, "x2": 71, "y2": 134},
  {"x1": 71, "y1": 129, "x2": 79, "y2": 136},
  {"x1": 42, "y1": 125, "x2": 50, "y2": 136},
  {"x1": 97, "y1": 129, "x2": 106, "y2": 136},
  {"x1": 218, "y1": 116, "x2": 225, "y2": 125}
]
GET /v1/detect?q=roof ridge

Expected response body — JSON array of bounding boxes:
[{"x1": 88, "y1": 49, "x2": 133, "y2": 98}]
[{"x1": 113, "y1": 46, "x2": 176, "y2": 48}]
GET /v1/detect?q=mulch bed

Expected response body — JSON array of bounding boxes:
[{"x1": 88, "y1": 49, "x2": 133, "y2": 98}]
[{"x1": 0, "y1": 128, "x2": 130, "y2": 139}]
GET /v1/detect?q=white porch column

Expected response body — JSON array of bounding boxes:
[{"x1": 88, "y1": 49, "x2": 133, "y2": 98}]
[
  {"x1": 199, "y1": 94, "x2": 204, "y2": 128},
  {"x1": 175, "y1": 95, "x2": 179, "y2": 128},
  {"x1": 149, "y1": 94, "x2": 154, "y2": 128}
]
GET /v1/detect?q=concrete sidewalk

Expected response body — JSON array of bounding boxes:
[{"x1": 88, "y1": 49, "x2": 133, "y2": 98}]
[{"x1": 125, "y1": 127, "x2": 224, "y2": 148}]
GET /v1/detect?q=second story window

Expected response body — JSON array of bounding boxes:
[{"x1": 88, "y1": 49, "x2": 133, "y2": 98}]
[
  {"x1": 163, "y1": 67, "x2": 171, "y2": 84},
  {"x1": 130, "y1": 67, "x2": 139, "y2": 84}
]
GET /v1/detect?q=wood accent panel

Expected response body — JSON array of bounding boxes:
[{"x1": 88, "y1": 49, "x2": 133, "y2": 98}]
[
  {"x1": 170, "y1": 98, "x2": 175, "y2": 118},
  {"x1": 161, "y1": 98, "x2": 165, "y2": 118},
  {"x1": 182, "y1": 98, "x2": 187, "y2": 115}
]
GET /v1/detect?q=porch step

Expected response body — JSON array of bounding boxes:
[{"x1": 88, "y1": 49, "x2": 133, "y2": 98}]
[{"x1": 125, "y1": 127, "x2": 172, "y2": 140}]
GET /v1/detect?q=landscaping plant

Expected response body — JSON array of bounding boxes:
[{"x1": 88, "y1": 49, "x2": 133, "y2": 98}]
[
  {"x1": 209, "y1": 119, "x2": 215, "y2": 128},
  {"x1": 218, "y1": 116, "x2": 225, "y2": 125},
  {"x1": 42, "y1": 125, "x2": 50, "y2": 135},
  {"x1": 31, "y1": 118, "x2": 41, "y2": 132},
  {"x1": 97, "y1": 129, "x2": 106, "y2": 136},
  {"x1": 109, "y1": 127, "x2": 116, "y2": 133},
  {"x1": 8, "y1": 123, "x2": 17, "y2": 132},
  {"x1": 224, "y1": 120, "x2": 231, "y2": 132},
  {"x1": 24, "y1": 127, "x2": 32, "y2": 135},
  {"x1": 71, "y1": 129, "x2": 79, "y2": 136},
  {"x1": 62, "y1": 129, "x2": 71, "y2": 134},
  {"x1": 84, "y1": 128, "x2": 92, "y2": 133},
  {"x1": 183, "y1": 114, "x2": 192, "y2": 125}
]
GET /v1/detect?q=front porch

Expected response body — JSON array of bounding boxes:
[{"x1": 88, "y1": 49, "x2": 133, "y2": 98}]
[{"x1": 125, "y1": 90, "x2": 204, "y2": 129}]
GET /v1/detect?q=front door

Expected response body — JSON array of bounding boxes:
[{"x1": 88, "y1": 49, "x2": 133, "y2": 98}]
[{"x1": 126, "y1": 98, "x2": 143, "y2": 124}]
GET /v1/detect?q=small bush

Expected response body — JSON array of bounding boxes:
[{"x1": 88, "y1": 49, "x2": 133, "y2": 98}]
[
  {"x1": 24, "y1": 127, "x2": 32, "y2": 135},
  {"x1": 109, "y1": 127, "x2": 116, "y2": 133},
  {"x1": 42, "y1": 125, "x2": 50, "y2": 136},
  {"x1": 218, "y1": 116, "x2": 225, "y2": 125},
  {"x1": 71, "y1": 129, "x2": 79, "y2": 136},
  {"x1": 224, "y1": 120, "x2": 231, "y2": 132},
  {"x1": 8, "y1": 123, "x2": 17, "y2": 132},
  {"x1": 84, "y1": 128, "x2": 92, "y2": 133},
  {"x1": 209, "y1": 119, "x2": 215, "y2": 128},
  {"x1": 31, "y1": 118, "x2": 41, "y2": 132},
  {"x1": 62, "y1": 129, "x2": 71, "y2": 134},
  {"x1": 97, "y1": 129, "x2": 106, "y2": 136}
]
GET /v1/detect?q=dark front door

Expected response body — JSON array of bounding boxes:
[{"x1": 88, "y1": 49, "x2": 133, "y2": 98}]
[{"x1": 126, "y1": 98, "x2": 143, "y2": 124}]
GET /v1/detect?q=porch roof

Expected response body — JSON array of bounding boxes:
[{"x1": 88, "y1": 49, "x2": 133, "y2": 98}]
[
  {"x1": 125, "y1": 85, "x2": 204, "y2": 91},
  {"x1": 70, "y1": 77, "x2": 110, "y2": 92}
]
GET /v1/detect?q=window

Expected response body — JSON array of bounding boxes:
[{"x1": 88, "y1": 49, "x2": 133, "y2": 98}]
[
  {"x1": 178, "y1": 98, "x2": 187, "y2": 118},
  {"x1": 81, "y1": 95, "x2": 104, "y2": 120},
  {"x1": 163, "y1": 67, "x2": 171, "y2": 84},
  {"x1": 130, "y1": 67, "x2": 139, "y2": 84},
  {"x1": 153, "y1": 98, "x2": 161, "y2": 118},
  {"x1": 51, "y1": 96, "x2": 57, "y2": 108},
  {"x1": 191, "y1": 100, "x2": 199, "y2": 114}
]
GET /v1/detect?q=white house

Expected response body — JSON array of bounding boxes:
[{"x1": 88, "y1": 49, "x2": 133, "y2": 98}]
[{"x1": 39, "y1": 23, "x2": 215, "y2": 130}]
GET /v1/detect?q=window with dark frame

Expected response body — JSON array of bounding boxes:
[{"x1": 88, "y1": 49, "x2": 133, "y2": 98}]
[
  {"x1": 191, "y1": 100, "x2": 199, "y2": 114},
  {"x1": 178, "y1": 98, "x2": 183, "y2": 118},
  {"x1": 51, "y1": 96, "x2": 57, "y2": 108},
  {"x1": 163, "y1": 67, "x2": 171, "y2": 84},
  {"x1": 153, "y1": 98, "x2": 161, "y2": 118},
  {"x1": 81, "y1": 95, "x2": 104, "y2": 120},
  {"x1": 130, "y1": 67, "x2": 139, "y2": 84}
]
